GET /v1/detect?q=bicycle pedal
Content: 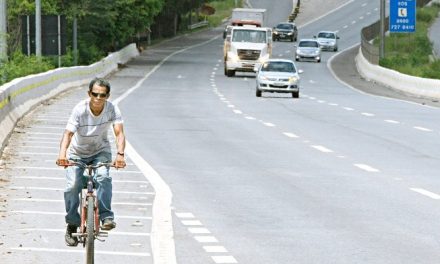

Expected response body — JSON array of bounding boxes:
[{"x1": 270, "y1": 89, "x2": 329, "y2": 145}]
[
  {"x1": 98, "y1": 231, "x2": 108, "y2": 237},
  {"x1": 72, "y1": 232, "x2": 86, "y2": 238},
  {"x1": 96, "y1": 237, "x2": 106, "y2": 242}
]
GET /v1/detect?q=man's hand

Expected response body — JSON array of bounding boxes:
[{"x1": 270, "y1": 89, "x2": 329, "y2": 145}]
[
  {"x1": 56, "y1": 159, "x2": 70, "y2": 168},
  {"x1": 113, "y1": 156, "x2": 126, "y2": 169}
]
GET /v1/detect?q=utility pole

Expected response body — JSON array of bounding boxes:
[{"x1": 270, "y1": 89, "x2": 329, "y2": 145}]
[
  {"x1": 379, "y1": 0, "x2": 386, "y2": 59},
  {"x1": 35, "y1": 0, "x2": 42, "y2": 57},
  {"x1": 73, "y1": 17, "x2": 78, "y2": 65},
  {"x1": 0, "y1": 0, "x2": 6, "y2": 83},
  {"x1": 0, "y1": 0, "x2": 7, "y2": 62}
]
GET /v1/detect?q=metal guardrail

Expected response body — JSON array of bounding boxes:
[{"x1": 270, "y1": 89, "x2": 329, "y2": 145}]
[
  {"x1": 360, "y1": 18, "x2": 388, "y2": 65},
  {"x1": 188, "y1": 20, "x2": 209, "y2": 30}
]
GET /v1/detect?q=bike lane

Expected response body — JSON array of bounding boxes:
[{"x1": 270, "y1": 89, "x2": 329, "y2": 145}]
[{"x1": 0, "y1": 26, "x2": 223, "y2": 264}]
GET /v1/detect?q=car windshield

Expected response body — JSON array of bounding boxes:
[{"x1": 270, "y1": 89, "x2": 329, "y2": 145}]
[
  {"x1": 276, "y1": 24, "x2": 293, "y2": 30},
  {"x1": 299, "y1": 41, "x2": 319, "y2": 48},
  {"x1": 232, "y1": 29, "x2": 267, "y2": 43},
  {"x1": 318, "y1": 32, "x2": 335, "y2": 39},
  {"x1": 261, "y1": 62, "x2": 296, "y2": 73}
]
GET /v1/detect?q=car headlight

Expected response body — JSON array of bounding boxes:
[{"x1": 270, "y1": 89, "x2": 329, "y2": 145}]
[
  {"x1": 287, "y1": 32, "x2": 293, "y2": 35},
  {"x1": 259, "y1": 75, "x2": 269, "y2": 81},
  {"x1": 288, "y1": 77, "x2": 298, "y2": 83},
  {"x1": 258, "y1": 54, "x2": 270, "y2": 64},
  {"x1": 273, "y1": 30, "x2": 279, "y2": 35}
]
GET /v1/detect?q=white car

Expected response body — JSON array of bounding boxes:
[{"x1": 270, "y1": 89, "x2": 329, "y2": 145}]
[
  {"x1": 314, "y1": 31, "x2": 339, "y2": 51},
  {"x1": 295, "y1": 39, "x2": 321, "y2": 63},
  {"x1": 256, "y1": 59, "x2": 302, "y2": 98}
]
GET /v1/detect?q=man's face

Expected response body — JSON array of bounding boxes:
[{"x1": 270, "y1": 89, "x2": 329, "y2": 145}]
[{"x1": 88, "y1": 84, "x2": 109, "y2": 109}]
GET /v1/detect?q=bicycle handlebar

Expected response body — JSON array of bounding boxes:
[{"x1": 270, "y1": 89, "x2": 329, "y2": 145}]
[{"x1": 66, "y1": 161, "x2": 116, "y2": 169}]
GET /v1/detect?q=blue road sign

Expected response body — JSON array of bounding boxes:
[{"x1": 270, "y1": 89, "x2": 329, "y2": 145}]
[{"x1": 389, "y1": 0, "x2": 416, "y2": 33}]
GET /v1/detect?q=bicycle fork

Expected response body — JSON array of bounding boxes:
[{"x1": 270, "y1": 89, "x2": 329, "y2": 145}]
[{"x1": 75, "y1": 189, "x2": 108, "y2": 243}]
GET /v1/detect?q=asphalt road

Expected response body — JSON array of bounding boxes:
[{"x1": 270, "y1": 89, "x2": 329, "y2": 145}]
[{"x1": 2, "y1": 0, "x2": 440, "y2": 263}]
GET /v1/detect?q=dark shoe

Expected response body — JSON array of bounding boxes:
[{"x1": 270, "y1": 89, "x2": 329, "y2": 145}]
[
  {"x1": 65, "y1": 224, "x2": 79, "y2": 247},
  {"x1": 101, "y1": 218, "x2": 116, "y2": 230}
]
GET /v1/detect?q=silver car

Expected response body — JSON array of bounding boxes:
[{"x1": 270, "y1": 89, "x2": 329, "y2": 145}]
[
  {"x1": 295, "y1": 39, "x2": 321, "y2": 63},
  {"x1": 256, "y1": 59, "x2": 301, "y2": 98},
  {"x1": 314, "y1": 31, "x2": 339, "y2": 51}
]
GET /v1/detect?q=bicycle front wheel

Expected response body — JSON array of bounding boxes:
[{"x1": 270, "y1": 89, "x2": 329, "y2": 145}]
[{"x1": 86, "y1": 196, "x2": 95, "y2": 264}]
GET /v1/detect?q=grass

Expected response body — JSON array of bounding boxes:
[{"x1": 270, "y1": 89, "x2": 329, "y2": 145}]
[
  {"x1": 378, "y1": 4, "x2": 440, "y2": 79},
  {"x1": 205, "y1": 0, "x2": 243, "y2": 27}
]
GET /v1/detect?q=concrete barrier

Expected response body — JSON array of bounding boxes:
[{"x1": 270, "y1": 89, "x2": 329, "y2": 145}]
[
  {"x1": 355, "y1": 47, "x2": 440, "y2": 99},
  {"x1": 0, "y1": 43, "x2": 139, "y2": 152}
]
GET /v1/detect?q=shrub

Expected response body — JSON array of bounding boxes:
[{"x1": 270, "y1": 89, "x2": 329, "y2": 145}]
[{"x1": 0, "y1": 51, "x2": 54, "y2": 85}]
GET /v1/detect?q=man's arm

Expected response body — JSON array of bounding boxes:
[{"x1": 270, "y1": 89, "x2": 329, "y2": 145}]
[
  {"x1": 56, "y1": 130, "x2": 74, "y2": 166},
  {"x1": 113, "y1": 123, "x2": 126, "y2": 168}
]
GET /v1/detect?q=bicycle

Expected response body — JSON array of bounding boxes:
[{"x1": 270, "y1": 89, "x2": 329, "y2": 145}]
[{"x1": 64, "y1": 161, "x2": 116, "y2": 264}]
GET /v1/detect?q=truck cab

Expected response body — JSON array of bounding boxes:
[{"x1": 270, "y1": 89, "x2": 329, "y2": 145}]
[{"x1": 224, "y1": 26, "x2": 272, "y2": 77}]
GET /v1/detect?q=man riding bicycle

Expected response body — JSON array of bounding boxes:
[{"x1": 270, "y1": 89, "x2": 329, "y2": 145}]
[{"x1": 56, "y1": 78, "x2": 126, "y2": 247}]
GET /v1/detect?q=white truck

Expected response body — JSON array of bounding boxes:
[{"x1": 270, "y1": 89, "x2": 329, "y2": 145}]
[{"x1": 223, "y1": 8, "x2": 272, "y2": 77}]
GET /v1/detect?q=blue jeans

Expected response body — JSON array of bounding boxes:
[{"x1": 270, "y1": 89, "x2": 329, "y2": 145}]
[{"x1": 64, "y1": 151, "x2": 114, "y2": 226}]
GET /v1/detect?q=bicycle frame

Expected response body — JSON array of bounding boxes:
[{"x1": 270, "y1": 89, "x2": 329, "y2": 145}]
[{"x1": 66, "y1": 161, "x2": 114, "y2": 264}]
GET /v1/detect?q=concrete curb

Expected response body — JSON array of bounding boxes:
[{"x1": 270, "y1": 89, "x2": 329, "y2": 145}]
[{"x1": 356, "y1": 47, "x2": 440, "y2": 99}]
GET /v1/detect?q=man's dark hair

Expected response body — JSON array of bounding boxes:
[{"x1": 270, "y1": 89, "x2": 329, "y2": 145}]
[{"x1": 89, "y1": 78, "x2": 111, "y2": 93}]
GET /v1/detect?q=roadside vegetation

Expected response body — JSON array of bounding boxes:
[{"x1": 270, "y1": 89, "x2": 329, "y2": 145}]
[
  {"x1": 379, "y1": 3, "x2": 440, "y2": 79},
  {"x1": 0, "y1": 0, "x2": 240, "y2": 86}
]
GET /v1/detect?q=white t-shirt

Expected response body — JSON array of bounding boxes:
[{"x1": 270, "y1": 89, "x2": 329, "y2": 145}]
[{"x1": 66, "y1": 99, "x2": 123, "y2": 157}]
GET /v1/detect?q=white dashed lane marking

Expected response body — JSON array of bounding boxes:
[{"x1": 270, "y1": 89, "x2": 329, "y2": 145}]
[
  {"x1": 195, "y1": 236, "x2": 218, "y2": 243},
  {"x1": 353, "y1": 163, "x2": 380, "y2": 172},
  {"x1": 413, "y1": 126, "x2": 432, "y2": 132},
  {"x1": 211, "y1": 256, "x2": 238, "y2": 263},
  {"x1": 311, "y1": 145, "x2": 333, "y2": 153},
  {"x1": 283, "y1": 132, "x2": 299, "y2": 138},
  {"x1": 410, "y1": 188, "x2": 440, "y2": 199},
  {"x1": 384, "y1": 119, "x2": 400, "y2": 124},
  {"x1": 176, "y1": 211, "x2": 238, "y2": 263}
]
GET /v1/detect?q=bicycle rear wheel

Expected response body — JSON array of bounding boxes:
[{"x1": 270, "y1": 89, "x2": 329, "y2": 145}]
[{"x1": 86, "y1": 196, "x2": 95, "y2": 264}]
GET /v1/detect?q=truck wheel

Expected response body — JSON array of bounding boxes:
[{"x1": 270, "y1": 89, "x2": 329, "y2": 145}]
[
  {"x1": 226, "y1": 70, "x2": 235, "y2": 77},
  {"x1": 292, "y1": 91, "x2": 299, "y2": 98}
]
